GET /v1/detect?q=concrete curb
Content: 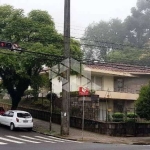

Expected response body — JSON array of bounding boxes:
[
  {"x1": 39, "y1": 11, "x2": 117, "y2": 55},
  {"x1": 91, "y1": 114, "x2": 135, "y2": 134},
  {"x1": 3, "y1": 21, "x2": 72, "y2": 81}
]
[
  {"x1": 32, "y1": 129, "x2": 150, "y2": 145},
  {"x1": 132, "y1": 142, "x2": 150, "y2": 145}
]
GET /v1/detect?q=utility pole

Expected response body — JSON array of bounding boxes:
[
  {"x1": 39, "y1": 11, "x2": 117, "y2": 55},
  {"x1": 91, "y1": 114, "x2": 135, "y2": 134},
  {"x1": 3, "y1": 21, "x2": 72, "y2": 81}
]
[
  {"x1": 61, "y1": 0, "x2": 70, "y2": 136},
  {"x1": 49, "y1": 65, "x2": 53, "y2": 131}
]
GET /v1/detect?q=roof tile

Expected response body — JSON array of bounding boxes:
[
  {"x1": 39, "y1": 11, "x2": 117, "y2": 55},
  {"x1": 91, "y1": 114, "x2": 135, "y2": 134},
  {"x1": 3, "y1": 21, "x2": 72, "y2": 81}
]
[{"x1": 86, "y1": 63, "x2": 150, "y2": 73}]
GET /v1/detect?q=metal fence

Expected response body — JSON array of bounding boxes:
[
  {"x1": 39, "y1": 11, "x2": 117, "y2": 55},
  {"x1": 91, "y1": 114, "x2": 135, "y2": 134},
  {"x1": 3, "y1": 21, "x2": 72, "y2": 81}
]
[
  {"x1": 0, "y1": 93, "x2": 148, "y2": 124},
  {"x1": 1, "y1": 102, "x2": 150, "y2": 137}
]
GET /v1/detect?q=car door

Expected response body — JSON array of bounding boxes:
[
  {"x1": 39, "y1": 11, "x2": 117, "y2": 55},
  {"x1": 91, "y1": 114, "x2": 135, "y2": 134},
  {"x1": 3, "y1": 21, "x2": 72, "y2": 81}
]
[
  {"x1": 5, "y1": 111, "x2": 14, "y2": 126},
  {"x1": 0, "y1": 111, "x2": 10, "y2": 125}
]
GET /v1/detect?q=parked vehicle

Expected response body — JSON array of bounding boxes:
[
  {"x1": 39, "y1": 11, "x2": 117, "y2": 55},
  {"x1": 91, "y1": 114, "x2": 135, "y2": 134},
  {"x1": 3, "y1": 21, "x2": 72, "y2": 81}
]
[
  {"x1": 0, "y1": 107, "x2": 5, "y2": 115},
  {"x1": 0, "y1": 110, "x2": 33, "y2": 131}
]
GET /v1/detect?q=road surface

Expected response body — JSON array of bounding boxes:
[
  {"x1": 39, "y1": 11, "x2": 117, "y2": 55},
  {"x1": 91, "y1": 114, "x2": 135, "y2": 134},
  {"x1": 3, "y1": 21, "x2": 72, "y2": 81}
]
[{"x1": 0, "y1": 125, "x2": 149, "y2": 150}]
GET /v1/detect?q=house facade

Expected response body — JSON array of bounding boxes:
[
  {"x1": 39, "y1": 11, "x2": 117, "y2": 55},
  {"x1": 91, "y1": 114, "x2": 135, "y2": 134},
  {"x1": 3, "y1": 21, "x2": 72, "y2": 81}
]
[{"x1": 51, "y1": 63, "x2": 150, "y2": 121}]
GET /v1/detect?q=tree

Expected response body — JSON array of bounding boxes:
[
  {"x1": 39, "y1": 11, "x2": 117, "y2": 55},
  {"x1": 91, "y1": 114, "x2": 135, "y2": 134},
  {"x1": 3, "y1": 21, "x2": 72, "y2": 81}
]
[
  {"x1": 0, "y1": 5, "x2": 82, "y2": 109},
  {"x1": 124, "y1": 0, "x2": 150, "y2": 48},
  {"x1": 82, "y1": 19, "x2": 126, "y2": 60},
  {"x1": 30, "y1": 73, "x2": 50, "y2": 101},
  {"x1": 106, "y1": 47, "x2": 150, "y2": 66},
  {"x1": 82, "y1": 0, "x2": 150, "y2": 61},
  {"x1": 136, "y1": 83, "x2": 150, "y2": 120}
]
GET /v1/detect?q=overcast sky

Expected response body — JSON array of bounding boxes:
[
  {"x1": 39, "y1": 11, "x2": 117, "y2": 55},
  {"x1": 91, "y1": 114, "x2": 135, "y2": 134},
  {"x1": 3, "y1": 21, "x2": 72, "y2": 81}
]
[{"x1": 0, "y1": 0, "x2": 137, "y2": 37}]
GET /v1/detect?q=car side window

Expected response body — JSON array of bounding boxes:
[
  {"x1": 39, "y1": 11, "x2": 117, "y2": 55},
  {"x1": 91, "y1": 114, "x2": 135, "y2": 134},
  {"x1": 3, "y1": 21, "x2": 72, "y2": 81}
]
[
  {"x1": 3, "y1": 111, "x2": 10, "y2": 116},
  {"x1": 8, "y1": 112, "x2": 14, "y2": 117}
]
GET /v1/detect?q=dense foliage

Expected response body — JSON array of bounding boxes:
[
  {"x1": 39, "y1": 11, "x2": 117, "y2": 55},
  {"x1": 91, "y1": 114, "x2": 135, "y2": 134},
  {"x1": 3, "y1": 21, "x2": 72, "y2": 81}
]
[
  {"x1": 0, "y1": 5, "x2": 82, "y2": 109},
  {"x1": 112, "y1": 112, "x2": 124, "y2": 122},
  {"x1": 82, "y1": 0, "x2": 150, "y2": 65},
  {"x1": 136, "y1": 84, "x2": 150, "y2": 120}
]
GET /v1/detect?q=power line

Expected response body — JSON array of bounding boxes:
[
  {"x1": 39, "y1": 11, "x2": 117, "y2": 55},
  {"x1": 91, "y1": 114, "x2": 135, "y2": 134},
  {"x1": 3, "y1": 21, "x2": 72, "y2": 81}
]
[
  {"x1": 0, "y1": 51, "x2": 64, "y2": 63},
  {"x1": 66, "y1": 35, "x2": 150, "y2": 51},
  {"x1": 1, "y1": 37, "x2": 150, "y2": 62},
  {"x1": 25, "y1": 35, "x2": 150, "y2": 51},
  {"x1": 19, "y1": 33, "x2": 150, "y2": 51},
  {"x1": 0, "y1": 49, "x2": 150, "y2": 68},
  {"x1": 42, "y1": 33, "x2": 133, "y2": 49},
  {"x1": 0, "y1": 47, "x2": 66, "y2": 61},
  {"x1": 0, "y1": 48, "x2": 149, "y2": 66}
]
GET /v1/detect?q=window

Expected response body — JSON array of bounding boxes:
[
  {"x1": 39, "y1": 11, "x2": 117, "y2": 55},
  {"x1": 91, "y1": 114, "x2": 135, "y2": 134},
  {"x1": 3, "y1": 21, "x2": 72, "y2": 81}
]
[
  {"x1": 8, "y1": 112, "x2": 14, "y2": 117},
  {"x1": 4, "y1": 111, "x2": 10, "y2": 116},
  {"x1": 117, "y1": 79, "x2": 124, "y2": 88},
  {"x1": 114, "y1": 101, "x2": 124, "y2": 112},
  {"x1": 17, "y1": 113, "x2": 31, "y2": 118}
]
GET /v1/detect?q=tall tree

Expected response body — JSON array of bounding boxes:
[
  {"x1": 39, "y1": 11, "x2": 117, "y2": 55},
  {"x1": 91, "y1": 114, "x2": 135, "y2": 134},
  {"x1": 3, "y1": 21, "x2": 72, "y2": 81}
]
[
  {"x1": 82, "y1": 19, "x2": 126, "y2": 60},
  {"x1": 125, "y1": 0, "x2": 150, "y2": 48},
  {"x1": 0, "y1": 5, "x2": 82, "y2": 109}
]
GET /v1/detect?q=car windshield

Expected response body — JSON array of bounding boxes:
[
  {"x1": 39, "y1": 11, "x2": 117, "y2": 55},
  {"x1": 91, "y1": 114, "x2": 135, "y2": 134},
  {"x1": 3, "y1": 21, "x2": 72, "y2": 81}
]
[{"x1": 17, "y1": 113, "x2": 31, "y2": 118}]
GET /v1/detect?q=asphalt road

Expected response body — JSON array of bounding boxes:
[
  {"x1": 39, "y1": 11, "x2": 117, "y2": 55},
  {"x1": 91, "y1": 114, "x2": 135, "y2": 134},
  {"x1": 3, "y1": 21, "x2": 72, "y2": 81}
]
[{"x1": 0, "y1": 125, "x2": 150, "y2": 150}]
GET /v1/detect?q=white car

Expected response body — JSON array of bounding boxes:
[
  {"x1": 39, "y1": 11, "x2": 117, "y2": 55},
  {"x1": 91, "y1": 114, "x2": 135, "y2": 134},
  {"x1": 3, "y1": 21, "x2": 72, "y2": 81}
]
[{"x1": 0, "y1": 110, "x2": 33, "y2": 131}]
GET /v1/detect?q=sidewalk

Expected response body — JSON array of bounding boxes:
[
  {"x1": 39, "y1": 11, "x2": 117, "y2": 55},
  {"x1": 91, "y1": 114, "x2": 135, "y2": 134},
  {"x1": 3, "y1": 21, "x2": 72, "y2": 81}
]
[{"x1": 33, "y1": 118, "x2": 150, "y2": 145}]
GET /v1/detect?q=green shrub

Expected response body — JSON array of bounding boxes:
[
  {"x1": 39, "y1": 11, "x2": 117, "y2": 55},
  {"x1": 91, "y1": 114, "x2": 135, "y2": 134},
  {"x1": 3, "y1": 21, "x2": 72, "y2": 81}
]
[
  {"x1": 112, "y1": 112, "x2": 124, "y2": 118},
  {"x1": 60, "y1": 91, "x2": 78, "y2": 97},
  {"x1": 126, "y1": 118, "x2": 137, "y2": 123},
  {"x1": 112, "y1": 112, "x2": 124, "y2": 122},
  {"x1": 127, "y1": 112, "x2": 138, "y2": 118},
  {"x1": 60, "y1": 90, "x2": 95, "y2": 97}
]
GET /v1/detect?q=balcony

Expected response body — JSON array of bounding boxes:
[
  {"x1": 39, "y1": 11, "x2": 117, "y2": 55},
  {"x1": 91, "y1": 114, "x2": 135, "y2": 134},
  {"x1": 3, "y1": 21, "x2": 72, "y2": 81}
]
[{"x1": 95, "y1": 90, "x2": 139, "y2": 101}]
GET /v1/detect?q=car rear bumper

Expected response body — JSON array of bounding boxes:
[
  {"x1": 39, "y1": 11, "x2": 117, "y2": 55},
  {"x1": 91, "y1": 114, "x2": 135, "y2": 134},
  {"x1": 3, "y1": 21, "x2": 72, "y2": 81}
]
[{"x1": 14, "y1": 122, "x2": 33, "y2": 128}]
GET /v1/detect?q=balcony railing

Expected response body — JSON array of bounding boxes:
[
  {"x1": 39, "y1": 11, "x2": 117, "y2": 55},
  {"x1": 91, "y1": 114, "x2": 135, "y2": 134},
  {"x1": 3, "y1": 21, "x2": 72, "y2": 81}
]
[
  {"x1": 95, "y1": 90, "x2": 139, "y2": 100},
  {"x1": 114, "y1": 88, "x2": 140, "y2": 94}
]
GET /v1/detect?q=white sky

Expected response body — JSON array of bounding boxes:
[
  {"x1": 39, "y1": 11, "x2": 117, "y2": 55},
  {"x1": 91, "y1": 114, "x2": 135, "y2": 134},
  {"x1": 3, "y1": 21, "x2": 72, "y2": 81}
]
[{"x1": 0, "y1": 0, "x2": 137, "y2": 37}]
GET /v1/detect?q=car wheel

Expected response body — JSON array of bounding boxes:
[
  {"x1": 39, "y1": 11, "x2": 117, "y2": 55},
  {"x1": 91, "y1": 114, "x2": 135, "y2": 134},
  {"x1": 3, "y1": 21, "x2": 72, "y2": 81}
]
[
  {"x1": 10, "y1": 123, "x2": 15, "y2": 131},
  {"x1": 27, "y1": 128, "x2": 32, "y2": 131}
]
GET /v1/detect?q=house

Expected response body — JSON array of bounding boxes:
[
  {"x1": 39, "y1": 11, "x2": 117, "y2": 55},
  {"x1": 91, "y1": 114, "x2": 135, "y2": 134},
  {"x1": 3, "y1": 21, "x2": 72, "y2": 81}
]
[{"x1": 51, "y1": 62, "x2": 150, "y2": 121}]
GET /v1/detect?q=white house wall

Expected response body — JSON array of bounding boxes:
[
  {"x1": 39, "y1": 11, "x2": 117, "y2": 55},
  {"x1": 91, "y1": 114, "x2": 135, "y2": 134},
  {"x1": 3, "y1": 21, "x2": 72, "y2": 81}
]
[
  {"x1": 102, "y1": 76, "x2": 114, "y2": 91},
  {"x1": 52, "y1": 77, "x2": 62, "y2": 97},
  {"x1": 52, "y1": 75, "x2": 115, "y2": 96},
  {"x1": 52, "y1": 75, "x2": 91, "y2": 96}
]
